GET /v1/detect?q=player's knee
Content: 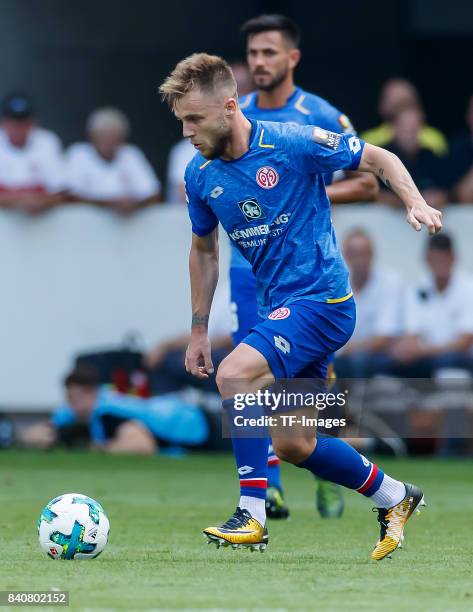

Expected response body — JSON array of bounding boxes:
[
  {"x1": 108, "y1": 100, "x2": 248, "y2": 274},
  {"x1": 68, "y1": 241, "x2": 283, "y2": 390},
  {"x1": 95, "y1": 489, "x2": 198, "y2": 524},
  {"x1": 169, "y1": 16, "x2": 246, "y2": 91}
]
[
  {"x1": 272, "y1": 437, "x2": 316, "y2": 465},
  {"x1": 216, "y1": 356, "x2": 250, "y2": 396}
]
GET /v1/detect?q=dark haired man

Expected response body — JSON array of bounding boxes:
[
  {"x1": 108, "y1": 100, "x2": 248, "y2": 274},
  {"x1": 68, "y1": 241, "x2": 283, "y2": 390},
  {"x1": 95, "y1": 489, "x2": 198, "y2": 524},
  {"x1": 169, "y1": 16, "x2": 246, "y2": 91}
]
[
  {"x1": 233, "y1": 14, "x2": 378, "y2": 519},
  {"x1": 393, "y1": 233, "x2": 473, "y2": 376}
]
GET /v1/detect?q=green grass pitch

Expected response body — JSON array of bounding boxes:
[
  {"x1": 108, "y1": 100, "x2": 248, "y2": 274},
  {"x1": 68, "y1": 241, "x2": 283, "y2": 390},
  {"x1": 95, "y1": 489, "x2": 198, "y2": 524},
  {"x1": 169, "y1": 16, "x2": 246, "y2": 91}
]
[{"x1": 1, "y1": 450, "x2": 472, "y2": 610}]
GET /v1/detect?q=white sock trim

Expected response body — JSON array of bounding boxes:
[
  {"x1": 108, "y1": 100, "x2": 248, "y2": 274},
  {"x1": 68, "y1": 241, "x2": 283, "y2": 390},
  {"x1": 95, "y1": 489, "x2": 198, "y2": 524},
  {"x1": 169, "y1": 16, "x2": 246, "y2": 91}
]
[
  {"x1": 368, "y1": 475, "x2": 406, "y2": 509},
  {"x1": 239, "y1": 495, "x2": 266, "y2": 526}
]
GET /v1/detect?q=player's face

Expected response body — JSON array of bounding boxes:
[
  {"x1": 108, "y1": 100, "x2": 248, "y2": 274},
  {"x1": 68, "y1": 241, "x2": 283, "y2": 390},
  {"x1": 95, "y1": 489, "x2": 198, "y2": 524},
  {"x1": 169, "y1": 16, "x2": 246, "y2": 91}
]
[
  {"x1": 174, "y1": 89, "x2": 233, "y2": 160},
  {"x1": 247, "y1": 31, "x2": 300, "y2": 92}
]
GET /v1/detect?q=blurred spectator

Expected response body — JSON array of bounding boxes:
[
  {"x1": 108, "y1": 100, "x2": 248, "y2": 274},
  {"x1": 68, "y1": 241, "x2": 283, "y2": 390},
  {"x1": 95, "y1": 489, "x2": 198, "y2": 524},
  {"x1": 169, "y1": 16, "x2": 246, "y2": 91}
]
[
  {"x1": 391, "y1": 233, "x2": 473, "y2": 377},
  {"x1": 0, "y1": 92, "x2": 66, "y2": 213},
  {"x1": 66, "y1": 107, "x2": 161, "y2": 213},
  {"x1": 378, "y1": 104, "x2": 448, "y2": 209},
  {"x1": 335, "y1": 229, "x2": 403, "y2": 378},
  {"x1": 20, "y1": 366, "x2": 208, "y2": 453},
  {"x1": 166, "y1": 61, "x2": 253, "y2": 204},
  {"x1": 445, "y1": 94, "x2": 473, "y2": 202},
  {"x1": 145, "y1": 282, "x2": 233, "y2": 393},
  {"x1": 362, "y1": 78, "x2": 447, "y2": 156},
  {"x1": 228, "y1": 60, "x2": 254, "y2": 97}
]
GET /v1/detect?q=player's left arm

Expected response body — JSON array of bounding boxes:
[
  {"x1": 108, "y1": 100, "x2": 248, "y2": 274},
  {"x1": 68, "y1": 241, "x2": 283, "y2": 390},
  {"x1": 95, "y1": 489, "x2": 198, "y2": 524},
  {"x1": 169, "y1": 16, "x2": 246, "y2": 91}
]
[
  {"x1": 326, "y1": 170, "x2": 379, "y2": 203},
  {"x1": 357, "y1": 143, "x2": 443, "y2": 235}
]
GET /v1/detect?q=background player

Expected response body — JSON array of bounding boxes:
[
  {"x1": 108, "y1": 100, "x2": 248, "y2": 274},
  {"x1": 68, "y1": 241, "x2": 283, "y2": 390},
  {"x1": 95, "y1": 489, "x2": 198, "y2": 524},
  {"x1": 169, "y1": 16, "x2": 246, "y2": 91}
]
[
  {"x1": 159, "y1": 53, "x2": 441, "y2": 560},
  {"x1": 234, "y1": 13, "x2": 379, "y2": 520}
]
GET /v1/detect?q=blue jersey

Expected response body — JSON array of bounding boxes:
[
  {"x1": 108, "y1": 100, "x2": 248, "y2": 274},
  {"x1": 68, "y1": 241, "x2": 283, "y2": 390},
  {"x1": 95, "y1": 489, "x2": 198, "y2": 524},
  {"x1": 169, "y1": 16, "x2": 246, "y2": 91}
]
[
  {"x1": 185, "y1": 120, "x2": 364, "y2": 318},
  {"x1": 231, "y1": 86, "x2": 355, "y2": 270},
  {"x1": 240, "y1": 86, "x2": 353, "y2": 138}
]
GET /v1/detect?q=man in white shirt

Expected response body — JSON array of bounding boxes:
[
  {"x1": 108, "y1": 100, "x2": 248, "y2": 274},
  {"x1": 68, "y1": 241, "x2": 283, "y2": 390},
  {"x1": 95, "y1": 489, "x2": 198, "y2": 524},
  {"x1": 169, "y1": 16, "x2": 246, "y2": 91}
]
[
  {"x1": 335, "y1": 229, "x2": 404, "y2": 378},
  {"x1": 0, "y1": 92, "x2": 66, "y2": 213},
  {"x1": 392, "y1": 233, "x2": 473, "y2": 376},
  {"x1": 66, "y1": 107, "x2": 161, "y2": 213}
]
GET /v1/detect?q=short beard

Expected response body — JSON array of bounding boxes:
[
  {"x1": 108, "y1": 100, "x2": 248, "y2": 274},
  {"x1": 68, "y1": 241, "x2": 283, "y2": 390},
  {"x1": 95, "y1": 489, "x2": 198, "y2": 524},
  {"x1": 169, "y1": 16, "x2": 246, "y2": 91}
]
[
  {"x1": 255, "y1": 67, "x2": 289, "y2": 93},
  {"x1": 203, "y1": 121, "x2": 231, "y2": 160}
]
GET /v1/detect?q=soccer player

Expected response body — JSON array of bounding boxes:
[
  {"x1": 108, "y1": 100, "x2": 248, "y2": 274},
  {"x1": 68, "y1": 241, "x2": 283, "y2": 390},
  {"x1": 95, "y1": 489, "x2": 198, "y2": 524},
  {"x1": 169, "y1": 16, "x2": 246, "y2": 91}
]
[
  {"x1": 235, "y1": 14, "x2": 379, "y2": 520},
  {"x1": 159, "y1": 54, "x2": 441, "y2": 560}
]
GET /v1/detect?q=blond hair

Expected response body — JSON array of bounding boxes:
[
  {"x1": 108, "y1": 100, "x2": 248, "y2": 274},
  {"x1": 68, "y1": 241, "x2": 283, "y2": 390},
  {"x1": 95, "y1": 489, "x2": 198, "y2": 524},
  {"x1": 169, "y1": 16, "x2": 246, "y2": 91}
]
[{"x1": 159, "y1": 53, "x2": 237, "y2": 109}]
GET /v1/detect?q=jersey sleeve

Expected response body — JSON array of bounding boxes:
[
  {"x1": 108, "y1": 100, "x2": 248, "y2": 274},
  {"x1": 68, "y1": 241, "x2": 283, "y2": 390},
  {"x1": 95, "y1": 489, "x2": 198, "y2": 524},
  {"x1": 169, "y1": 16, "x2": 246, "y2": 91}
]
[
  {"x1": 184, "y1": 163, "x2": 219, "y2": 237},
  {"x1": 283, "y1": 123, "x2": 365, "y2": 175}
]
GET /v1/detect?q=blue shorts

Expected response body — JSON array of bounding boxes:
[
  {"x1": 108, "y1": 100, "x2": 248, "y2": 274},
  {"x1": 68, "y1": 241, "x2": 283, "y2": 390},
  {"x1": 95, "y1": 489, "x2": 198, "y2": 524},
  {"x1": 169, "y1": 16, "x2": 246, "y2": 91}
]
[
  {"x1": 230, "y1": 266, "x2": 262, "y2": 345},
  {"x1": 242, "y1": 298, "x2": 355, "y2": 379}
]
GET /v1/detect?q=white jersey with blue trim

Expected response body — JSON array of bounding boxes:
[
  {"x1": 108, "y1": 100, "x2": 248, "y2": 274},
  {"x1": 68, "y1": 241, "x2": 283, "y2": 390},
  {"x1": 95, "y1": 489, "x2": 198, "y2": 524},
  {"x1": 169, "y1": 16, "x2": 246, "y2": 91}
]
[
  {"x1": 185, "y1": 119, "x2": 364, "y2": 318},
  {"x1": 230, "y1": 86, "x2": 355, "y2": 269}
]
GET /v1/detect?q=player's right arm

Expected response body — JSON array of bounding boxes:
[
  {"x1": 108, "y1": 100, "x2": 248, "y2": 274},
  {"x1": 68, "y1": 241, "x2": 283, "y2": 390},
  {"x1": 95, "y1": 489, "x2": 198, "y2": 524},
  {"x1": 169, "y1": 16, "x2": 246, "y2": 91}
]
[
  {"x1": 186, "y1": 229, "x2": 219, "y2": 378},
  {"x1": 184, "y1": 162, "x2": 220, "y2": 379}
]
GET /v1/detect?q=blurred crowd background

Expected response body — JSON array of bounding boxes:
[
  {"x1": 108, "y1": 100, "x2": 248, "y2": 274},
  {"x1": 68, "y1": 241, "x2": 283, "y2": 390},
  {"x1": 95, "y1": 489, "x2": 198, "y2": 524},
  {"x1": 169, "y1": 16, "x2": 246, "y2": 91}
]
[{"x1": 1, "y1": 0, "x2": 473, "y2": 457}]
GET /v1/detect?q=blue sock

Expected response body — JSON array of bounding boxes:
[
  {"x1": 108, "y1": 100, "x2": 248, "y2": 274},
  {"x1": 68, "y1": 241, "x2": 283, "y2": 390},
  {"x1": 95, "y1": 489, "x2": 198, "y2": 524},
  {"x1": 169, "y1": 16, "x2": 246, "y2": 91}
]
[
  {"x1": 267, "y1": 442, "x2": 283, "y2": 491},
  {"x1": 297, "y1": 437, "x2": 384, "y2": 497},
  {"x1": 223, "y1": 398, "x2": 269, "y2": 501}
]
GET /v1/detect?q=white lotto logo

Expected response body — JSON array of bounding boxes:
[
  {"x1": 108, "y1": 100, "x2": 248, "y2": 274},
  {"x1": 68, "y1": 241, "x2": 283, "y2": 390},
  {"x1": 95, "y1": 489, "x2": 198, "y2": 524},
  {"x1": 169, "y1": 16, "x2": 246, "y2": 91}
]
[
  {"x1": 238, "y1": 465, "x2": 254, "y2": 475},
  {"x1": 268, "y1": 307, "x2": 291, "y2": 320},
  {"x1": 274, "y1": 335, "x2": 291, "y2": 354},
  {"x1": 210, "y1": 186, "x2": 224, "y2": 199},
  {"x1": 256, "y1": 166, "x2": 279, "y2": 189},
  {"x1": 348, "y1": 136, "x2": 361, "y2": 154}
]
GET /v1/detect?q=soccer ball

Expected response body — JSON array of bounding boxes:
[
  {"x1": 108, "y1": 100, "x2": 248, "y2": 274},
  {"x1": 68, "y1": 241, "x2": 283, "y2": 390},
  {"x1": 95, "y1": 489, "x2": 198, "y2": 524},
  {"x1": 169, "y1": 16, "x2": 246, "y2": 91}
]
[{"x1": 37, "y1": 493, "x2": 110, "y2": 560}]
